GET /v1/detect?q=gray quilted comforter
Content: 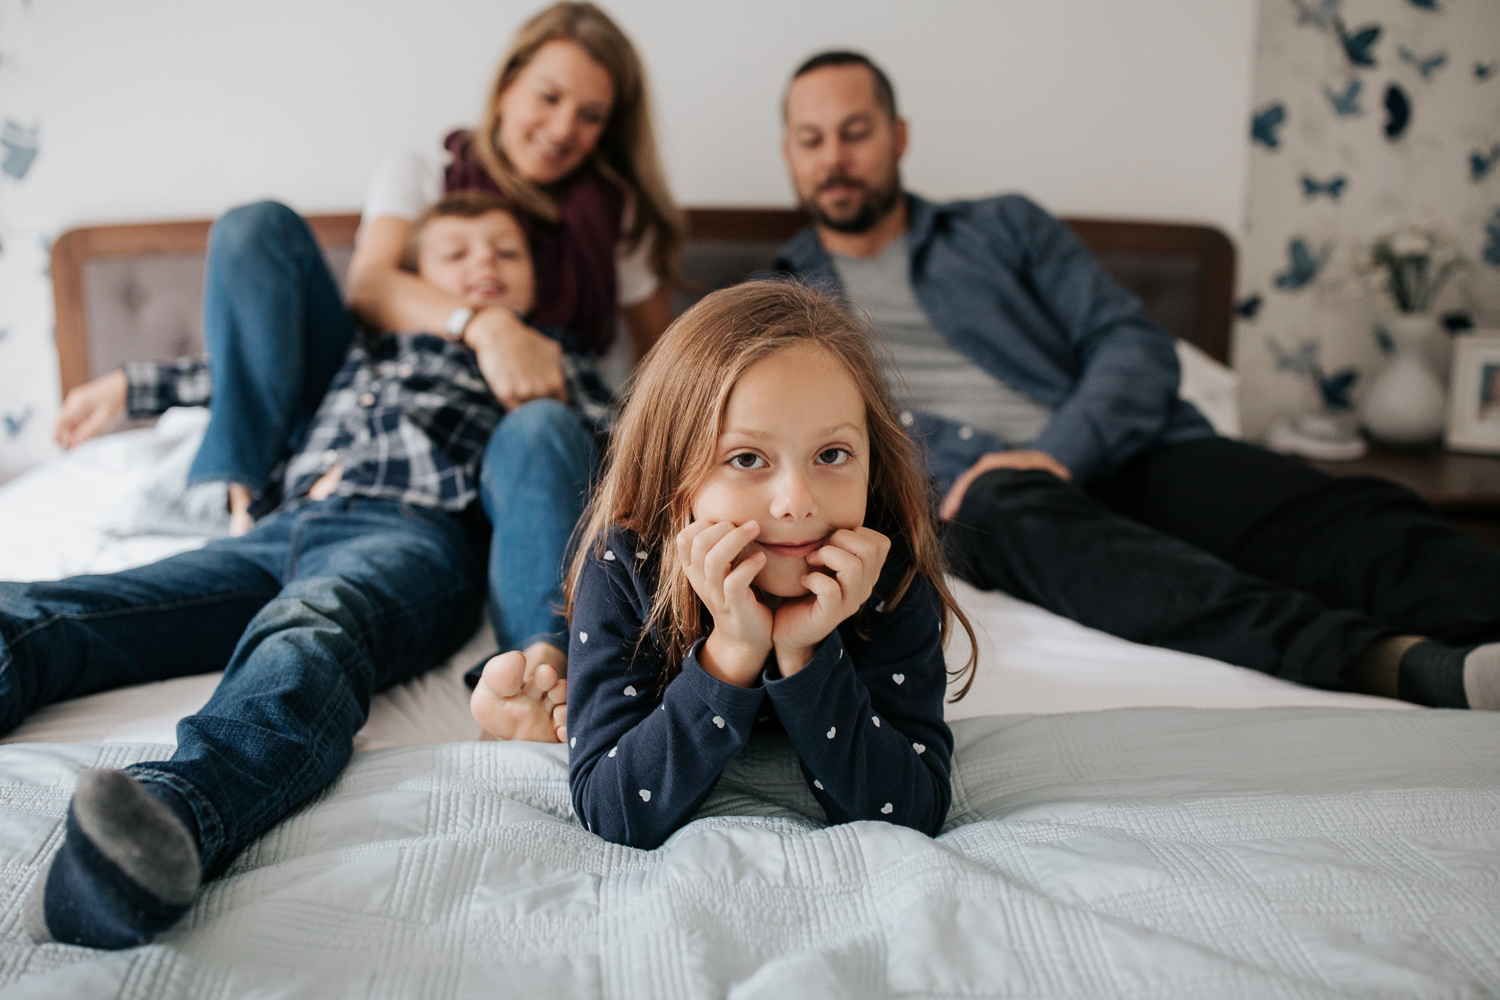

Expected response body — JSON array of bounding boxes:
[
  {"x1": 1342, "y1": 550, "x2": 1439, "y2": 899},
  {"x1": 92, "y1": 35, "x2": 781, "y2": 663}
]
[{"x1": 1, "y1": 707, "x2": 1497, "y2": 998}]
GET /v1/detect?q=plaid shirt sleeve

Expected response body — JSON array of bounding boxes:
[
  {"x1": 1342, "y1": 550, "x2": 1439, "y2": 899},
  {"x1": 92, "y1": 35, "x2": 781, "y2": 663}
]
[{"x1": 122, "y1": 357, "x2": 213, "y2": 417}]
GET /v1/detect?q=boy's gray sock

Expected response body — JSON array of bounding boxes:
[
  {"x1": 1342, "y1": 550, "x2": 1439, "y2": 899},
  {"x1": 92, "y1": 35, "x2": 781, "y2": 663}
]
[{"x1": 24, "y1": 769, "x2": 201, "y2": 949}]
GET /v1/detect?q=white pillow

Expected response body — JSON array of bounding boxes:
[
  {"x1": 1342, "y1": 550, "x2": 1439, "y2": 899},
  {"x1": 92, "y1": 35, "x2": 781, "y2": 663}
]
[{"x1": 1176, "y1": 340, "x2": 1241, "y2": 438}]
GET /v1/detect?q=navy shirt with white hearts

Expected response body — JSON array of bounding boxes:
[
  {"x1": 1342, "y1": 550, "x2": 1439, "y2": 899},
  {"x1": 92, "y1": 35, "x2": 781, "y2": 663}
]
[{"x1": 567, "y1": 525, "x2": 955, "y2": 850}]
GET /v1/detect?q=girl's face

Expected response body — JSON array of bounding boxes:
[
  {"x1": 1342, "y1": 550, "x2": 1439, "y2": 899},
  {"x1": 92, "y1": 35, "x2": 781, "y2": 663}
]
[
  {"x1": 691, "y1": 343, "x2": 871, "y2": 598},
  {"x1": 495, "y1": 39, "x2": 615, "y2": 185}
]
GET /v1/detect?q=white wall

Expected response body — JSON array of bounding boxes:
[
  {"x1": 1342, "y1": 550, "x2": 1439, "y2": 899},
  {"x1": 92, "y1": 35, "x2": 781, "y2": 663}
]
[{"x1": 0, "y1": 0, "x2": 1257, "y2": 479}]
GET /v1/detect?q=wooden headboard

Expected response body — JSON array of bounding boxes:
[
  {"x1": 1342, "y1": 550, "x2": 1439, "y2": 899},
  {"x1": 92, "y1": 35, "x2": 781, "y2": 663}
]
[{"x1": 51, "y1": 209, "x2": 1234, "y2": 395}]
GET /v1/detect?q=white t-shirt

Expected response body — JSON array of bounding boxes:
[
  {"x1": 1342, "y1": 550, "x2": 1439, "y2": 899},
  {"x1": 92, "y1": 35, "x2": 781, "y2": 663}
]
[{"x1": 363, "y1": 148, "x2": 661, "y2": 307}]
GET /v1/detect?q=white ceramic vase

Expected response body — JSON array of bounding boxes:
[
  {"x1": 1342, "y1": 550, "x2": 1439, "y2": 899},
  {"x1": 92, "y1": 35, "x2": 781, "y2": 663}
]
[{"x1": 1359, "y1": 314, "x2": 1447, "y2": 447}]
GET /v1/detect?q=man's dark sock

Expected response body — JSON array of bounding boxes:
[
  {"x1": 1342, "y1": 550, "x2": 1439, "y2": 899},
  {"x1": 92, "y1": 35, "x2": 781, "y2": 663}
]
[
  {"x1": 1397, "y1": 640, "x2": 1488, "y2": 709},
  {"x1": 23, "y1": 769, "x2": 201, "y2": 949}
]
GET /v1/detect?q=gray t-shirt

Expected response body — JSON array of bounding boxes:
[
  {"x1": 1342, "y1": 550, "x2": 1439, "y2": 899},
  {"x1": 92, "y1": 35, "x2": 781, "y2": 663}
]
[{"x1": 831, "y1": 239, "x2": 1054, "y2": 447}]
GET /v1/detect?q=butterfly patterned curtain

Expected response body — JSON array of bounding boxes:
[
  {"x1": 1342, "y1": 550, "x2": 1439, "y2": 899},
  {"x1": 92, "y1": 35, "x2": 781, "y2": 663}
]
[
  {"x1": 1236, "y1": 0, "x2": 1500, "y2": 439},
  {"x1": 0, "y1": 0, "x2": 47, "y2": 483}
]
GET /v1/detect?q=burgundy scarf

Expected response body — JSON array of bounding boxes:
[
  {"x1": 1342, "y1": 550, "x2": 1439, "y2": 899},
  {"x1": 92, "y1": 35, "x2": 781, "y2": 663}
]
[{"x1": 443, "y1": 130, "x2": 624, "y2": 355}]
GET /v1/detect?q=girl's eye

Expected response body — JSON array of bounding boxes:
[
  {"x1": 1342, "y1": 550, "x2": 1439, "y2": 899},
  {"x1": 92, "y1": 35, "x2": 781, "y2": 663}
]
[
  {"x1": 817, "y1": 447, "x2": 852, "y2": 466},
  {"x1": 728, "y1": 452, "x2": 766, "y2": 471}
]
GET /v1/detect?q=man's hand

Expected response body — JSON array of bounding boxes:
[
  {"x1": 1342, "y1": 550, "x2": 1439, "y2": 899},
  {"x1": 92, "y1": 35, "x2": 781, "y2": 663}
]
[
  {"x1": 463, "y1": 308, "x2": 569, "y2": 411},
  {"x1": 677, "y1": 519, "x2": 773, "y2": 687},
  {"x1": 54, "y1": 369, "x2": 128, "y2": 448},
  {"x1": 771, "y1": 526, "x2": 891, "y2": 676},
  {"x1": 939, "y1": 449, "x2": 1072, "y2": 520}
]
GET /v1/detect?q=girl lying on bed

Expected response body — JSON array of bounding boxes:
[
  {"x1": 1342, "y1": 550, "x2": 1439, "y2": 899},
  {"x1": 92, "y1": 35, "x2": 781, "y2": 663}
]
[
  {"x1": 563, "y1": 281, "x2": 977, "y2": 849},
  {"x1": 8, "y1": 192, "x2": 600, "y2": 949}
]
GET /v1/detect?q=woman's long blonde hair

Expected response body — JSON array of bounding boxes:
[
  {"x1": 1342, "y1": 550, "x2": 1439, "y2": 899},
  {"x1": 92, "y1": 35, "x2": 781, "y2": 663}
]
[
  {"x1": 568, "y1": 280, "x2": 978, "y2": 699},
  {"x1": 472, "y1": 2, "x2": 683, "y2": 281}
]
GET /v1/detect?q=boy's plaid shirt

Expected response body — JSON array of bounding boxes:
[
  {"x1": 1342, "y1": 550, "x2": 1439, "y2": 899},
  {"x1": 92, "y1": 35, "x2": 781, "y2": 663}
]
[{"x1": 124, "y1": 327, "x2": 613, "y2": 513}]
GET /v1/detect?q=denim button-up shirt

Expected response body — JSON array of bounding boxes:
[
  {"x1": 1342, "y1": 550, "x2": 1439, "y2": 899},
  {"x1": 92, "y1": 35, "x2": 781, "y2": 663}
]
[{"x1": 772, "y1": 192, "x2": 1214, "y2": 488}]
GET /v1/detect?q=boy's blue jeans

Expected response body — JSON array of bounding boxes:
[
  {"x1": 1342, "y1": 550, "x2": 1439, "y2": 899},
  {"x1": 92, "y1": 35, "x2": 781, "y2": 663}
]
[
  {"x1": 188, "y1": 199, "x2": 595, "y2": 655},
  {"x1": 0, "y1": 497, "x2": 484, "y2": 878}
]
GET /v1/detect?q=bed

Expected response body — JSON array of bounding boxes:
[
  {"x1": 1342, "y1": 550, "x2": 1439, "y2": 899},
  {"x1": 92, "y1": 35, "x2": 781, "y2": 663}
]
[{"x1": 0, "y1": 209, "x2": 1495, "y2": 998}]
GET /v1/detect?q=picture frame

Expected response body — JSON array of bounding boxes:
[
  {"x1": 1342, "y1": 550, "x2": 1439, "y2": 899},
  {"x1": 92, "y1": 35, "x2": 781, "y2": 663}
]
[{"x1": 1445, "y1": 331, "x2": 1500, "y2": 454}]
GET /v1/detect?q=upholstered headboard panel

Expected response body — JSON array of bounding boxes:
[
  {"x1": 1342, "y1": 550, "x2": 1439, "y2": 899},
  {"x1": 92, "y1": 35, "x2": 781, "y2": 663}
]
[{"x1": 51, "y1": 209, "x2": 1233, "y2": 394}]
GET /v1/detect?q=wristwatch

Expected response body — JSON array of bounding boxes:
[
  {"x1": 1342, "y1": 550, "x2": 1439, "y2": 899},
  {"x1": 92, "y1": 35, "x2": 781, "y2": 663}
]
[{"x1": 443, "y1": 306, "x2": 476, "y2": 344}]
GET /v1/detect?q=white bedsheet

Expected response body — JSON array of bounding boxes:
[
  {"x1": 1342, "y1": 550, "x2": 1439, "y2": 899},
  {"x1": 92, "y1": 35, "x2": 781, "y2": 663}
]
[{"x1": 0, "y1": 411, "x2": 1399, "y2": 750}]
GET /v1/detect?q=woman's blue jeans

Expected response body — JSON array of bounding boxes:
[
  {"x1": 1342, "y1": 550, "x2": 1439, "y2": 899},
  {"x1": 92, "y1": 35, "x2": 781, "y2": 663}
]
[
  {"x1": 0, "y1": 498, "x2": 485, "y2": 878},
  {"x1": 478, "y1": 399, "x2": 598, "y2": 654},
  {"x1": 189, "y1": 201, "x2": 354, "y2": 511},
  {"x1": 191, "y1": 200, "x2": 596, "y2": 658}
]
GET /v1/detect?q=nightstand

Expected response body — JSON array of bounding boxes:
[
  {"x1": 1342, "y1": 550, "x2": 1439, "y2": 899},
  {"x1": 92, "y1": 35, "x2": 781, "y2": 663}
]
[{"x1": 1304, "y1": 447, "x2": 1500, "y2": 546}]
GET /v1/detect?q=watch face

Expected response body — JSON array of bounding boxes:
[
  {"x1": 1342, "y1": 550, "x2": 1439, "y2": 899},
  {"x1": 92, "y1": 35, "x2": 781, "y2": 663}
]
[{"x1": 446, "y1": 308, "x2": 475, "y2": 339}]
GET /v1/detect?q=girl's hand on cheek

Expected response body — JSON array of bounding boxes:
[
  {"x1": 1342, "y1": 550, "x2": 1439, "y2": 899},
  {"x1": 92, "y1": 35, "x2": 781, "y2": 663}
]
[
  {"x1": 772, "y1": 527, "x2": 891, "y2": 675},
  {"x1": 676, "y1": 519, "x2": 773, "y2": 687}
]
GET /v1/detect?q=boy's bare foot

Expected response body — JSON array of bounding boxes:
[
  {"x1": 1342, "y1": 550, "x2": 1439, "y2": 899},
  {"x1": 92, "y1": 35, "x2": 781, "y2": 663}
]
[
  {"x1": 228, "y1": 483, "x2": 254, "y2": 537},
  {"x1": 470, "y1": 642, "x2": 569, "y2": 743}
]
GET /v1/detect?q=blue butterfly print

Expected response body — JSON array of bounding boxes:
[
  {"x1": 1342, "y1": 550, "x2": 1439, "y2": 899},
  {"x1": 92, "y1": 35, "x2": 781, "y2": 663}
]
[
  {"x1": 1478, "y1": 63, "x2": 1497, "y2": 82},
  {"x1": 1324, "y1": 78, "x2": 1363, "y2": 116},
  {"x1": 1404, "y1": 0, "x2": 1439, "y2": 9},
  {"x1": 3, "y1": 408, "x2": 33, "y2": 439},
  {"x1": 1398, "y1": 46, "x2": 1447, "y2": 80},
  {"x1": 1290, "y1": 0, "x2": 1341, "y2": 31},
  {"x1": 1317, "y1": 369, "x2": 1359, "y2": 411},
  {"x1": 1472, "y1": 144, "x2": 1500, "y2": 182},
  {"x1": 1301, "y1": 174, "x2": 1348, "y2": 200},
  {"x1": 1335, "y1": 19, "x2": 1381, "y2": 67},
  {"x1": 1441, "y1": 310, "x2": 1475, "y2": 334},
  {"x1": 0, "y1": 120, "x2": 39, "y2": 181},
  {"x1": 1235, "y1": 294, "x2": 1263, "y2": 320},
  {"x1": 1266, "y1": 337, "x2": 1317, "y2": 376},
  {"x1": 1251, "y1": 103, "x2": 1287, "y2": 149},
  {"x1": 1384, "y1": 83, "x2": 1411, "y2": 140},
  {"x1": 1484, "y1": 209, "x2": 1500, "y2": 268},
  {"x1": 1374, "y1": 325, "x2": 1395, "y2": 354},
  {"x1": 1274, "y1": 238, "x2": 1331, "y2": 291}
]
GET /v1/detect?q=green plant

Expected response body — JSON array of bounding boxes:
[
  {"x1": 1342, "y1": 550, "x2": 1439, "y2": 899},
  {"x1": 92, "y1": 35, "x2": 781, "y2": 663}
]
[{"x1": 1362, "y1": 227, "x2": 1465, "y2": 314}]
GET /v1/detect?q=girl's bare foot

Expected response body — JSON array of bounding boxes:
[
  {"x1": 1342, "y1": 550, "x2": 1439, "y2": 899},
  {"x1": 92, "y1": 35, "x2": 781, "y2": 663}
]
[
  {"x1": 470, "y1": 642, "x2": 569, "y2": 743},
  {"x1": 228, "y1": 483, "x2": 254, "y2": 537}
]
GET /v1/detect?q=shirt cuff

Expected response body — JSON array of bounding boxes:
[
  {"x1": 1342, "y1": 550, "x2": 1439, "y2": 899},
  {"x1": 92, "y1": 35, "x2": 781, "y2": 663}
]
[
  {"x1": 676, "y1": 639, "x2": 768, "y2": 731},
  {"x1": 763, "y1": 631, "x2": 847, "y2": 694}
]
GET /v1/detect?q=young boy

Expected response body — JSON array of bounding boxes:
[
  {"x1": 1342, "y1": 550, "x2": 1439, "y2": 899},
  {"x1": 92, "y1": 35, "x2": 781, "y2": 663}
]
[{"x1": 12, "y1": 192, "x2": 601, "y2": 949}]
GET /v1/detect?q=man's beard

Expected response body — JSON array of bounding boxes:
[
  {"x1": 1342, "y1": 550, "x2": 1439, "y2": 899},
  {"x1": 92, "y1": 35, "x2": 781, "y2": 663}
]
[{"x1": 803, "y1": 172, "x2": 902, "y2": 234}]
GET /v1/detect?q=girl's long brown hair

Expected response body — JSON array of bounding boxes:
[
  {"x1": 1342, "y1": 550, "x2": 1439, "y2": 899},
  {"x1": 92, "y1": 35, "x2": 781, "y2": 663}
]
[
  {"x1": 470, "y1": 2, "x2": 683, "y2": 283},
  {"x1": 568, "y1": 280, "x2": 979, "y2": 699}
]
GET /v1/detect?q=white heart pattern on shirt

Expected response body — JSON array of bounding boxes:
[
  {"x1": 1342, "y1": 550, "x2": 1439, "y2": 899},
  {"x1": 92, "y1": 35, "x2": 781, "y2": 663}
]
[
  {"x1": 569, "y1": 737, "x2": 576, "y2": 747},
  {"x1": 892, "y1": 673, "x2": 905, "y2": 685},
  {"x1": 608, "y1": 746, "x2": 618, "y2": 757},
  {"x1": 636, "y1": 550, "x2": 648, "y2": 560},
  {"x1": 579, "y1": 631, "x2": 588, "y2": 644},
  {"x1": 881, "y1": 803, "x2": 893, "y2": 815},
  {"x1": 872, "y1": 716, "x2": 881, "y2": 727},
  {"x1": 639, "y1": 789, "x2": 651, "y2": 802},
  {"x1": 913, "y1": 743, "x2": 926, "y2": 754},
  {"x1": 624, "y1": 685, "x2": 638, "y2": 697},
  {"x1": 712, "y1": 716, "x2": 725, "y2": 729},
  {"x1": 603, "y1": 549, "x2": 616, "y2": 561},
  {"x1": 826, "y1": 727, "x2": 836, "y2": 739},
  {"x1": 876, "y1": 600, "x2": 886, "y2": 613},
  {"x1": 813, "y1": 780, "x2": 824, "y2": 790}
]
